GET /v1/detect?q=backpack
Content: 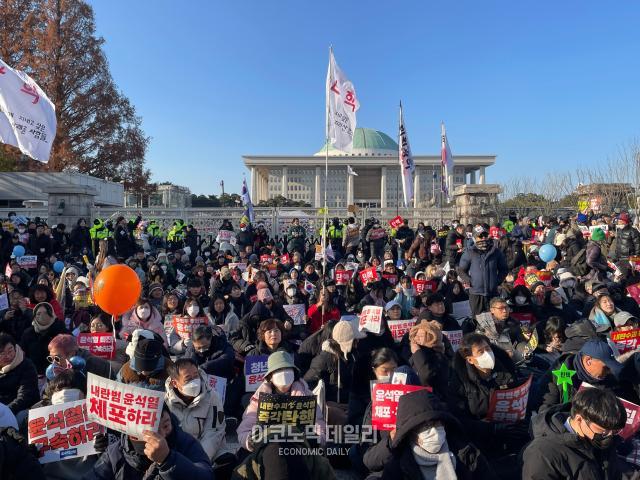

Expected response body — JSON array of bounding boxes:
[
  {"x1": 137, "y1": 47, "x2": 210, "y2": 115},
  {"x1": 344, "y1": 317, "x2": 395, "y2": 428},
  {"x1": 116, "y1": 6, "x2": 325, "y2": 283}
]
[{"x1": 570, "y1": 247, "x2": 589, "y2": 277}]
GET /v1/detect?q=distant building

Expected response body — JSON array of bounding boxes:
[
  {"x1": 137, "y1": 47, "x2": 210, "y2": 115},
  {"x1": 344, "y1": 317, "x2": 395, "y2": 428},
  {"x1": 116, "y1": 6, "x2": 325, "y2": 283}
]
[
  {"x1": 243, "y1": 127, "x2": 496, "y2": 209},
  {"x1": 124, "y1": 182, "x2": 192, "y2": 208},
  {"x1": 0, "y1": 172, "x2": 123, "y2": 207}
]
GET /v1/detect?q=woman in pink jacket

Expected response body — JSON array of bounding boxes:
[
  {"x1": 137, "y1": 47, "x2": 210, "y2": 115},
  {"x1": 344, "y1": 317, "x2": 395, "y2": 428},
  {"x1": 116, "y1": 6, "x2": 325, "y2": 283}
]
[{"x1": 119, "y1": 297, "x2": 168, "y2": 347}]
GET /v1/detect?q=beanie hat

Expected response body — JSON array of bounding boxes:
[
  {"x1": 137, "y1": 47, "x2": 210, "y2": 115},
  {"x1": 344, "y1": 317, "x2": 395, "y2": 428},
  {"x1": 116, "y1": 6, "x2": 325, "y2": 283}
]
[
  {"x1": 332, "y1": 320, "x2": 355, "y2": 356},
  {"x1": 148, "y1": 282, "x2": 163, "y2": 296},
  {"x1": 409, "y1": 320, "x2": 444, "y2": 354},
  {"x1": 257, "y1": 288, "x2": 273, "y2": 302},
  {"x1": 591, "y1": 228, "x2": 605, "y2": 242},
  {"x1": 131, "y1": 338, "x2": 162, "y2": 373},
  {"x1": 619, "y1": 212, "x2": 630, "y2": 224}
]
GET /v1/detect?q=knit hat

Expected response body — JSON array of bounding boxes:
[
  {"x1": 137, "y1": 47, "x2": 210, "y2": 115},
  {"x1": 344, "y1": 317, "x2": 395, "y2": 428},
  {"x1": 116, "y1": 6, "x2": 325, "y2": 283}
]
[
  {"x1": 576, "y1": 213, "x2": 588, "y2": 224},
  {"x1": 131, "y1": 337, "x2": 162, "y2": 373},
  {"x1": 384, "y1": 300, "x2": 402, "y2": 312},
  {"x1": 148, "y1": 282, "x2": 163, "y2": 296},
  {"x1": 591, "y1": 228, "x2": 605, "y2": 242},
  {"x1": 257, "y1": 288, "x2": 273, "y2": 302},
  {"x1": 409, "y1": 320, "x2": 444, "y2": 353},
  {"x1": 265, "y1": 351, "x2": 298, "y2": 377},
  {"x1": 613, "y1": 311, "x2": 638, "y2": 328},
  {"x1": 65, "y1": 266, "x2": 80, "y2": 277},
  {"x1": 619, "y1": 212, "x2": 630, "y2": 225},
  {"x1": 332, "y1": 320, "x2": 356, "y2": 355}
]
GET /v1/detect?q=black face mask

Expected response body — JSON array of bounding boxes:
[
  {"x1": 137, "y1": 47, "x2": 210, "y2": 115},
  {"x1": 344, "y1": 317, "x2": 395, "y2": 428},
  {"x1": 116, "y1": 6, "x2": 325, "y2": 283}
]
[{"x1": 589, "y1": 432, "x2": 615, "y2": 450}]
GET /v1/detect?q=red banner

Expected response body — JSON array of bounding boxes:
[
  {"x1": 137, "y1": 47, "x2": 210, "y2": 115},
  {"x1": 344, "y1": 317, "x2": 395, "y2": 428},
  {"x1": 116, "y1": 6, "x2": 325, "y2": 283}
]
[
  {"x1": 627, "y1": 283, "x2": 640, "y2": 305},
  {"x1": 611, "y1": 329, "x2": 640, "y2": 354},
  {"x1": 371, "y1": 384, "x2": 430, "y2": 430},
  {"x1": 486, "y1": 376, "x2": 532, "y2": 423},
  {"x1": 511, "y1": 312, "x2": 535, "y2": 328},
  {"x1": 359, "y1": 267, "x2": 379, "y2": 285},
  {"x1": 77, "y1": 333, "x2": 115, "y2": 360},
  {"x1": 411, "y1": 279, "x2": 436, "y2": 294},
  {"x1": 382, "y1": 274, "x2": 398, "y2": 285},
  {"x1": 171, "y1": 315, "x2": 208, "y2": 340},
  {"x1": 280, "y1": 253, "x2": 290, "y2": 265},
  {"x1": 389, "y1": 216, "x2": 403, "y2": 229},
  {"x1": 335, "y1": 269, "x2": 353, "y2": 285},
  {"x1": 260, "y1": 254, "x2": 273, "y2": 264}
]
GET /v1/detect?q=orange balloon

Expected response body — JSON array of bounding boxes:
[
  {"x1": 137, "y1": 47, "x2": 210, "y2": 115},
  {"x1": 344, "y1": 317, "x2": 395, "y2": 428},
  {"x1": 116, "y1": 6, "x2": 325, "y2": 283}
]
[{"x1": 92, "y1": 265, "x2": 142, "y2": 316}]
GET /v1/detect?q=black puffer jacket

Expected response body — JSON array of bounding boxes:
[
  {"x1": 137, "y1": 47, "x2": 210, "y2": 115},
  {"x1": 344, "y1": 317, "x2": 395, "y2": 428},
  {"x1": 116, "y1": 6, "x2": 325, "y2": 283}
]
[
  {"x1": 0, "y1": 353, "x2": 39, "y2": 414},
  {"x1": 522, "y1": 403, "x2": 624, "y2": 479},
  {"x1": 0, "y1": 427, "x2": 45, "y2": 480},
  {"x1": 614, "y1": 224, "x2": 640, "y2": 260},
  {"x1": 19, "y1": 321, "x2": 67, "y2": 375},
  {"x1": 408, "y1": 346, "x2": 450, "y2": 399},
  {"x1": 363, "y1": 389, "x2": 494, "y2": 480},
  {"x1": 303, "y1": 339, "x2": 355, "y2": 404}
]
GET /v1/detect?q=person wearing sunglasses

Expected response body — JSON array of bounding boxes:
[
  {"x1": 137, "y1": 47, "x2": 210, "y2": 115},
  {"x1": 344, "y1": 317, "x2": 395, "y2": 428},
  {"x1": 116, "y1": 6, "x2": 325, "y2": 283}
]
[{"x1": 523, "y1": 387, "x2": 628, "y2": 479}]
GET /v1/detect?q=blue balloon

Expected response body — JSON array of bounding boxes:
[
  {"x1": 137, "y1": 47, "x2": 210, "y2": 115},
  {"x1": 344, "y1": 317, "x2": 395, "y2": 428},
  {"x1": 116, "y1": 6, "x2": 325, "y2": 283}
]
[
  {"x1": 12, "y1": 245, "x2": 25, "y2": 257},
  {"x1": 53, "y1": 261, "x2": 65, "y2": 273},
  {"x1": 539, "y1": 244, "x2": 557, "y2": 263}
]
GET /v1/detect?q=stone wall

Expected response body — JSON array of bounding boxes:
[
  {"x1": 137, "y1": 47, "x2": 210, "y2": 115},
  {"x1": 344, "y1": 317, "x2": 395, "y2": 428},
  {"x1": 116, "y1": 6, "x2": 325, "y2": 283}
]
[
  {"x1": 454, "y1": 184, "x2": 503, "y2": 225},
  {"x1": 44, "y1": 185, "x2": 97, "y2": 227}
]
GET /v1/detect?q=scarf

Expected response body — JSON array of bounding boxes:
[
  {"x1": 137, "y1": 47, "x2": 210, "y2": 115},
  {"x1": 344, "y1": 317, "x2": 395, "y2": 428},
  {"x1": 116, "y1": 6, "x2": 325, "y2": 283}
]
[
  {"x1": 32, "y1": 313, "x2": 55, "y2": 333},
  {"x1": 411, "y1": 443, "x2": 457, "y2": 480},
  {"x1": 574, "y1": 352, "x2": 606, "y2": 386},
  {"x1": 0, "y1": 345, "x2": 23, "y2": 374}
]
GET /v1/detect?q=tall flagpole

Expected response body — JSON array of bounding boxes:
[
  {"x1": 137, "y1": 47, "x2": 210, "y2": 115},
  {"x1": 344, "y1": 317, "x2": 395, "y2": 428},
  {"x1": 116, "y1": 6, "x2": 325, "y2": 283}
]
[{"x1": 322, "y1": 46, "x2": 331, "y2": 316}]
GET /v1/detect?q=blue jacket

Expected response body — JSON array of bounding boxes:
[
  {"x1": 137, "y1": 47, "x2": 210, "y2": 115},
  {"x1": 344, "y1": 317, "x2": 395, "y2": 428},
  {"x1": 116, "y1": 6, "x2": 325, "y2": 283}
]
[
  {"x1": 457, "y1": 242, "x2": 508, "y2": 297},
  {"x1": 84, "y1": 415, "x2": 211, "y2": 480}
]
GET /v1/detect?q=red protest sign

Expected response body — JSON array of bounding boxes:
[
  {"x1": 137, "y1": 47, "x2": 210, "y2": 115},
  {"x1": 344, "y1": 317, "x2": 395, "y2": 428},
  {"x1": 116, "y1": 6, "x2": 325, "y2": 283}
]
[
  {"x1": 581, "y1": 382, "x2": 640, "y2": 440},
  {"x1": 335, "y1": 270, "x2": 353, "y2": 285},
  {"x1": 359, "y1": 267, "x2": 379, "y2": 285},
  {"x1": 77, "y1": 333, "x2": 115, "y2": 360},
  {"x1": 382, "y1": 274, "x2": 398, "y2": 285},
  {"x1": 387, "y1": 319, "x2": 415, "y2": 342},
  {"x1": 260, "y1": 254, "x2": 273, "y2": 264},
  {"x1": 627, "y1": 283, "x2": 640, "y2": 305},
  {"x1": 171, "y1": 315, "x2": 208, "y2": 340},
  {"x1": 389, "y1": 216, "x2": 403, "y2": 229},
  {"x1": 611, "y1": 329, "x2": 640, "y2": 354},
  {"x1": 486, "y1": 376, "x2": 532, "y2": 423},
  {"x1": 511, "y1": 312, "x2": 535, "y2": 328},
  {"x1": 359, "y1": 306, "x2": 384, "y2": 334},
  {"x1": 411, "y1": 279, "x2": 437, "y2": 294},
  {"x1": 280, "y1": 253, "x2": 290, "y2": 265},
  {"x1": 371, "y1": 384, "x2": 430, "y2": 430}
]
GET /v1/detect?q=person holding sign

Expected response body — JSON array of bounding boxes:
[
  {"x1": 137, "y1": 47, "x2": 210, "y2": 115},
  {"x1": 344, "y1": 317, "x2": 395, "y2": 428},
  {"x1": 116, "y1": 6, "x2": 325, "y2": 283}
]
[
  {"x1": 87, "y1": 406, "x2": 212, "y2": 480},
  {"x1": 523, "y1": 388, "x2": 629, "y2": 479},
  {"x1": 363, "y1": 389, "x2": 494, "y2": 479}
]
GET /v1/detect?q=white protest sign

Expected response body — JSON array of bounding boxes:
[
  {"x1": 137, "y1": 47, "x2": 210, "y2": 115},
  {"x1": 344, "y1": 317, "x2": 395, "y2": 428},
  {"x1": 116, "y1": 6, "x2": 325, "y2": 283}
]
[
  {"x1": 442, "y1": 330, "x2": 463, "y2": 352},
  {"x1": 17, "y1": 255, "x2": 37, "y2": 269},
  {"x1": 283, "y1": 304, "x2": 306, "y2": 325},
  {"x1": 86, "y1": 373, "x2": 164, "y2": 438},
  {"x1": 217, "y1": 230, "x2": 235, "y2": 243},
  {"x1": 387, "y1": 319, "x2": 415, "y2": 343},
  {"x1": 359, "y1": 306, "x2": 383, "y2": 334},
  {"x1": 207, "y1": 374, "x2": 227, "y2": 404},
  {"x1": 0, "y1": 293, "x2": 8, "y2": 310},
  {"x1": 28, "y1": 399, "x2": 103, "y2": 463}
]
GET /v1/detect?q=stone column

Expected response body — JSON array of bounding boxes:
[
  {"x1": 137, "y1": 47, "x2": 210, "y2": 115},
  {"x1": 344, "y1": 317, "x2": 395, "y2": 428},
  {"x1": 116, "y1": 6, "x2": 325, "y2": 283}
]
[
  {"x1": 479, "y1": 167, "x2": 486, "y2": 184},
  {"x1": 250, "y1": 167, "x2": 257, "y2": 202},
  {"x1": 453, "y1": 184, "x2": 502, "y2": 226},
  {"x1": 314, "y1": 167, "x2": 322, "y2": 208},
  {"x1": 380, "y1": 167, "x2": 387, "y2": 208},
  {"x1": 281, "y1": 166, "x2": 288, "y2": 197},
  {"x1": 413, "y1": 167, "x2": 421, "y2": 208},
  {"x1": 44, "y1": 185, "x2": 97, "y2": 228},
  {"x1": 469, "y1": 169, "x2": 476, "y2": 184},
  {"x1": 347, "y1": 169, "x2": 354, "y2": 206}
]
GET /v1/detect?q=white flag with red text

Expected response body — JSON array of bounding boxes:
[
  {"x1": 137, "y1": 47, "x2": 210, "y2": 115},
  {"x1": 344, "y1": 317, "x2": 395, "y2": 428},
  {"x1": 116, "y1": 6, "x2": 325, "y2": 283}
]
[
  {"x1": 441, "y1": 122, "x2": 454, "y2": 199},
  {"x1": 398, "y1": 102, "x2": 415, "y2": 207},
  {"x1": 326, "y1": 49, "x2": 359, "y2": 152},
  {"x1": 0, "y1": 58, "x2": 56, "y2": 162}
]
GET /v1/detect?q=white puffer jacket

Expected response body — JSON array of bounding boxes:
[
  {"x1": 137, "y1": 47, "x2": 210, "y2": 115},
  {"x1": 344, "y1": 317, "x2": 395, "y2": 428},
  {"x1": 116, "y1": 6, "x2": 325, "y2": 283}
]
[{"x1": 164, "y1": 369, "x2": 226, "y2": 461}]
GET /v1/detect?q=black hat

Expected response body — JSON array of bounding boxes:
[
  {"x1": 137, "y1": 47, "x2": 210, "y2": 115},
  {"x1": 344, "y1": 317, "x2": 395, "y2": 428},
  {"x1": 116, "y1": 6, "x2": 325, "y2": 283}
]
[{"x1": 131, "y1": 338, "x2": 162, "y2": 373}]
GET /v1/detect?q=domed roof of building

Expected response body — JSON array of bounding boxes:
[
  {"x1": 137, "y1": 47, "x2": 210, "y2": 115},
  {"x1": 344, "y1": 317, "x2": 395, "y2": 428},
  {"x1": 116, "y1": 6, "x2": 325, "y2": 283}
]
[{"x1": 314, "y1": 128, "x2": 398, "y2": 157}]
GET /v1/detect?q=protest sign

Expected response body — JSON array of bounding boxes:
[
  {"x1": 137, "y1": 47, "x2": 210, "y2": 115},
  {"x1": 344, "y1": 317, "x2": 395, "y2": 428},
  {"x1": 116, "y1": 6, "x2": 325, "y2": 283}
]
[
  {"x1": 335, "y1": 269, "x2": 353, "y2": 285},
  {"x1": 359, "y1": 306, "x2": 383, "y2": 334},
  {"x1": 217, "y1": 230, "x2": 235, "y2": 242},
  {"x1": 77, "y1": 333, "x2": 115, "y2": 360},
  {"x1": 442, "y1": 330, "x2": 463, "y2": 352},
  {"x1": 610, "y1": 329, "x2": 640, "y2": 354},
  {"x1": 411, "y1": 278, "x2": 436, "y2": 294},
  {"x1": 280, "y1": 253, "x2": 290, "y2": 265},
  {"x1": 207, "y1": 374, "x2": 227, "y2": 404},
  {"x1": 451, "y1": 301, "x2": 472, "y2": 321},
  {"x1": 511, "y1": 312, "x2": 535, "y2": 328},
  {"x1": 630, "y1": 256, "x2": 640, "y2": 273},
  {"x1": 315, "y1": 245, "x2": 324, "y2": 261},
  {"x1": 382, "y1": 273, "x2": 398, "y2": 285},
  {"x1": 260, "y1": 254, "x2": 273, "y2": 264},
  {"x1": 387, "y1": 319, "x2": 415, "y2": 342},
  {"x1": 389, "y1": 216, "x2": 404, "y2": 229},
  {"x1": 359, "y1": 267, "x2": 379, "y2": 285},
  {"x1": 578, "y1": 225, "x2": 590, "y2": 239},
  {"x1": 256, "y1": 393, "x2": 316, "y2": 428},
  {"x1": 16, "y1": 255, "x2": 37, "y2": 269},
  {"x1": 230, "y1": 236, "x2": 237, "y2": 246},
  {"x1": 371, "y1": 384, "x2": 430, "y2": 430},
  {"x1": 581, "y1": 383, "x2": 640, "y2": 440},
  {"x1": 486, "y1": 376, "x2": 532, "y2": 423},
  {"x1": 628, "y1": 283, "x2": 640, "y2": 305},
  {"x1": 0, "y1": 293, "x2": 8, "y2": 310},
  {"x1": 171, "y1": 315, "x2": 208, "y2": 340},
  {"x1": 283, "y1": 304, "x2": 306, "y2": 325},
  {"x1": 28, "y1": 400, "x2": 103, "y2": 463},
  {"x1": 86, "y1": 373, "x2": 163, "y2": 438},
  {"x1": 267, "y1": 263, "x2": 278, "y2": 278},
  {"x1": 229, "y1": 262, "x2": 247, "y2": 272},
  {"x1": 244, "y1": 355, "x2": 269, "y2": 392}
]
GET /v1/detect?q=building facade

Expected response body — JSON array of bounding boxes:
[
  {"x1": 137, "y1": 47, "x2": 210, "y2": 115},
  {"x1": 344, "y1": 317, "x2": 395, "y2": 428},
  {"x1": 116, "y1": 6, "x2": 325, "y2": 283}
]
[{"x1": 243, "y1": 128, "x2": 495, "y2": 209}]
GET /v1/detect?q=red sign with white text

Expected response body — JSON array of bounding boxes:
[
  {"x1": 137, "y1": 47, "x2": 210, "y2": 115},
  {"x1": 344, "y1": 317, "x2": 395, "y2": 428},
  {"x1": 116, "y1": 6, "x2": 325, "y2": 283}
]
[
  {"x1": 335, "y1": 270, "x2": 353, "y2": 285},
  {"x1": 486, "y1": 376, "x2": 532, "y2": 423},
  {"x1": 359, "y1": 267, "x2": 379, "y2": 285},
  {"x1": 371, "y1": 384, "x2": 430, "y2": 430},
  {"x1": 389, "y1": 216, "x2": 404, "y2": 229},
  {"x1": 77, "y1": 333, "x2": 115, "y2": 360},
  {"x1": 611, "y1": 329, "x2": 640, "y2": 354},
  {"x1": 171, "y1": 315, "x2": 208, "y2": 340}
]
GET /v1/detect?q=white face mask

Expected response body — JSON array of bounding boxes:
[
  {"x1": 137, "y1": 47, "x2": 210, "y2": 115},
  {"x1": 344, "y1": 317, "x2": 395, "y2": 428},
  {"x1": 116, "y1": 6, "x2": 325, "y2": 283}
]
[
  {"x1": 187, "y1": 305, "x2": 200, "y2": 317},
  {"x1": 474, "y1": 350, "x2": 495, "y2": 370},
  {"x1": 180, "y1": 378, "x2": 201, "y2": 397},
  {"x1": 136, "y1": 306, "x2": 151, "y2": 319},
  {"x1": 271, "y1": 368, "x2": 295, "y2": 389},
  {"x1": 515, "y1": 296, "x2": 527, "y2": 305},
  {"x1": 417, "y1": 426, "x2": 447, "y2": 453},
  {"x1": 51, "y1": 388, "x2": 83, "y2": 405},
  {"x1": 286, "y1": 288, "x2": 296, "y2": 297},
  {"x1": 377, "y1": 375, "x2": 391, "y2": 383}
]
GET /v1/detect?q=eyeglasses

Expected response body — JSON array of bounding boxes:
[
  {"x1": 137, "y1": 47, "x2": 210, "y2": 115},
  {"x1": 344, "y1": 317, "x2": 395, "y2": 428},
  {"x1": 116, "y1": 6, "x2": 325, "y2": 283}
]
[
  {"x1": 584, "y1": 420, "x2": 621, "y2": 438},
  {"x1": 46, "y1": 355, "x2": 63, "y2": 364},
  {"x1": 492, "y1": 305, "x2": 510, "y2": 311}
]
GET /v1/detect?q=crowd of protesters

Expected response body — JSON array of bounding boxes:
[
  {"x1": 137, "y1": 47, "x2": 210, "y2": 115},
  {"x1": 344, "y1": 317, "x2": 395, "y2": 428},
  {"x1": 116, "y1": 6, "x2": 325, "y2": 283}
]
[{"x1": 0, "y1": 209, "x2": 639, "y2": 479}]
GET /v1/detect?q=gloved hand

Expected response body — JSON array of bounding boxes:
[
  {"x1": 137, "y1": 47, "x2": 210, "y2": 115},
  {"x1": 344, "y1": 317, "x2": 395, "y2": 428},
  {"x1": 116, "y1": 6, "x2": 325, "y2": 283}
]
[
  {"x1": 244, "y1": 344, "x2": 255, "y2": 353},
  {"x1": 94, "y1": 432, "x2": 109, "y2": 453}
]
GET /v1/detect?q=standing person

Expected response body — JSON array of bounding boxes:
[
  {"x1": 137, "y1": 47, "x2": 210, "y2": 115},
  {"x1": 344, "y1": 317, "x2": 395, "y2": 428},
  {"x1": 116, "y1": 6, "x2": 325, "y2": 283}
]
[
  {"x1": 287, "y1": 218, "x2": 306, "y2": 255},
  {"x1": 445, "y1": 223, "x2": 466, "y2": 267},
  {"x1": 394, "y1": 219, "x2": 414, "y2": 265},
  {"x1": 114, "y1": 216, "x2": 137, "y2": 259},
  {"x1": 522, "y1": 388, "x2": 628, "y2": 479},
  {"x1": 613, "y1": 212, "x2": 640, "y2": 261},
  {"x1": 586, "y1": 228, "x2": 611, "y2": 282},
  {"x1": 70, "y1": 219, "x2": 91, "y2": 256},
  {"x1": 365, "y1": 220, "x2": 387, "y2": 259},
  {"x1": 457, "y1": 226, "x2": 508, "y2": 316},
  {"x1": 343, "y1": 217, "x2": 361, "y2": 257},
  {"x1": 29, "y1": 224, "x2": 52, "y2": 265}
]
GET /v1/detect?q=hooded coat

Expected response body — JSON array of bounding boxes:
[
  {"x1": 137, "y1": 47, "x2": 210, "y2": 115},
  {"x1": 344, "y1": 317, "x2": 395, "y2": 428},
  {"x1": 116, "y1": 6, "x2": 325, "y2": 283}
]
[
  {"x1": 184, "y1": 328, "x2": 235, "y2": 379},
  {"x1": 120, "y1": 307, "x2": 168, "y2": 347},
  {"x1": 19, "y1": 320, "x2": 67, "y2": 375},
  {"x1": 303, "y1": 339, "x2": 355, "y2": 404},
  {"x1": 363, "y1": 389, "x2": 494, "y2": 480},
  {"x1": 457, "y1": 242, "x2": 509, "y2": 297}
]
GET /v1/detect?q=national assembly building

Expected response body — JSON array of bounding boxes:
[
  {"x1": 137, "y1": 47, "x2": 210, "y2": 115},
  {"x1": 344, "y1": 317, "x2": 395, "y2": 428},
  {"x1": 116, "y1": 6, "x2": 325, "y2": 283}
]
[{"x1": 243, "y1": 127, "x2": 495, "y2": 209}]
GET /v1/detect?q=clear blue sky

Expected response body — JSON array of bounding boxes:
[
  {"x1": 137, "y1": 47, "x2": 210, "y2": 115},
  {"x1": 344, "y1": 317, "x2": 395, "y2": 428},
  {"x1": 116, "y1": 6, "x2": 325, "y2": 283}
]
[{"x1": 89, "y1": 0, "x2": 640, "y2": 195}]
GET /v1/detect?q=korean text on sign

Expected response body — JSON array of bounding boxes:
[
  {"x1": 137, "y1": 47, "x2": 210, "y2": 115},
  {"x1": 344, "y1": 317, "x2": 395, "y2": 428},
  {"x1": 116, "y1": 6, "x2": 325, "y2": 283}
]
[
  {"x1": 442, "y1": 330, "x2": 463, "y2": 352},
  {"x1": 581, "y1": 382, "x2": 640, "y2": 440},
  {"x1": 359, "y1": 267, "x2": 379, "y2": 285},
  {"x1": 16, "y1": 255, "x2": 37, "y2": 269},
  {"x1": 86, "y1": 373, "x2": 164, "y2": 438},
  {"x1": 611, "y1": 329, "x2": 640, "y2": 354},
  {"x1": 244, "y1": 355, "x2": 269, "y2": 392},
  {"x1": 28, "y1": 399, "x2": 104, "y2": 464},
  {"x1": 627, "y1": 283, "x2": 640, "y2": 306},
  {"x1": 171, "y1": 315, "x2": 208, "y2": 340},
  {"x1": 411, "y1": 279, "x2": 436, "y2": 294},
  {"x1": 387, "y1": 319, "x2": 415, "y2": 343},
  {"x1": 359, "y1": 306, "x2": 383, "y2": 334},
  {"x1": 335, "y1": 269, "x2": 353, "y2": 285},
  {"x1": 389, "y1": 216, "x2": 404, "y2": 229},
  {"x1": 256, "y1": 393, "x2": 317, "y2": 428},
  {"x1": 77, "y1": 332, "x2": 115, "y2": 359},
  {"x1": 485, "y1": 376, "x2": 532, "y2": 423},
  {"x1": 217, "y1": 230, "x2": 235, "y2": 242},
  {"x1": 207, "y1": 374, "x2": 227, "y2": 404},
  {"x1": 283, "y1": 304, "x2": 306, "y2": 325},
  {"x1": 371, "y1": 384, "x2": 430, "y2": 430}
]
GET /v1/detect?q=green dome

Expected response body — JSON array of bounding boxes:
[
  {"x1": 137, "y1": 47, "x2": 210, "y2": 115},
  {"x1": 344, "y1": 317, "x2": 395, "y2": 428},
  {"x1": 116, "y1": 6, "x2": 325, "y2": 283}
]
[{"x1": 314, "y1": 128, "x2": 398, "y2": 156}]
